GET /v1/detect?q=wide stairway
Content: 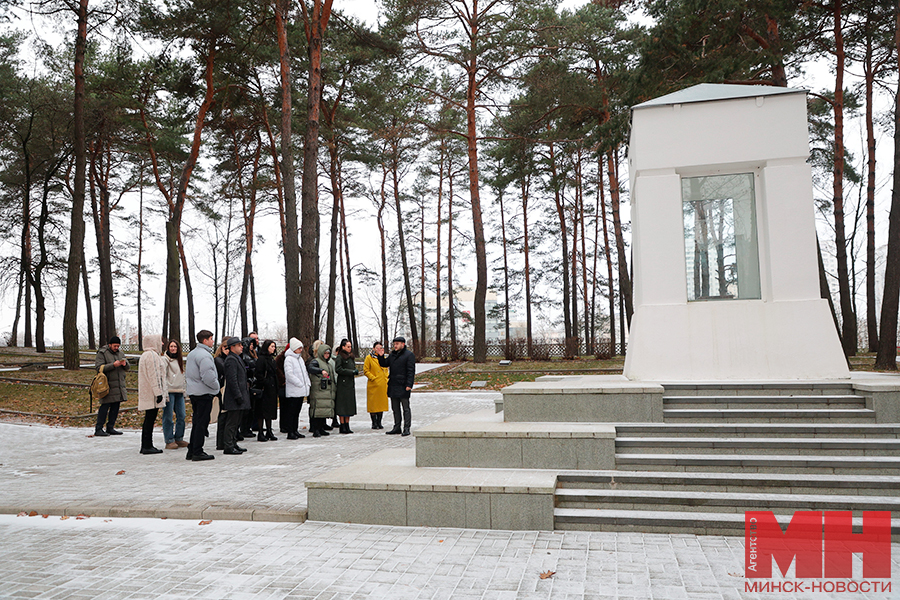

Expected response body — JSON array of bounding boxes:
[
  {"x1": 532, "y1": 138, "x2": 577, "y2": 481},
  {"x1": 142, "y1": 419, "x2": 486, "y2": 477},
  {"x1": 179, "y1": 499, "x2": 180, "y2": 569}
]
[{"x1": 555, "y1": 383, "x2": 900, "y2": 536}]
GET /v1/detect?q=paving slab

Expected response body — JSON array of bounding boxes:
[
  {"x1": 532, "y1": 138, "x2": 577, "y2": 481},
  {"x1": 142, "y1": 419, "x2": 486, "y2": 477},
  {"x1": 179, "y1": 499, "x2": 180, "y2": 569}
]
[
  {"x1": 0, "y1": 388, "x2": 499, "y2": 521},
  {"x1": 1, "y1": 515, "x2": 898, "y2": 599}
]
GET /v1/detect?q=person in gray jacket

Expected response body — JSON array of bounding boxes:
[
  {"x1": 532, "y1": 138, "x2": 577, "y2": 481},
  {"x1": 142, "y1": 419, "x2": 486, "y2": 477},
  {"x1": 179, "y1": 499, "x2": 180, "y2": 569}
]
[
  {"x1": 94, "y1": 335, "x2": 129, "y2": 436},
  {"x1": 184, "y1": 329, "x2": 218, "y2": 461}
]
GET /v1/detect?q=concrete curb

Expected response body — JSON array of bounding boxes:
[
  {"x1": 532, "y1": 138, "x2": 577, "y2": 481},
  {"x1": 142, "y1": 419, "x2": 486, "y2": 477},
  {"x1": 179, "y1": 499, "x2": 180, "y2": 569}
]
[{"x1": 1, "y1": 504, "x2": 307, "y2": 523}]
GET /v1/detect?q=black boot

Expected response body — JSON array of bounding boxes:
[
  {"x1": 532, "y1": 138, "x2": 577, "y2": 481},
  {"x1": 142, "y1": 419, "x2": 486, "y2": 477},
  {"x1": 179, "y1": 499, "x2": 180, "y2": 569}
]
[
  {"x1": 94, "y1": 428, "x2": 109, "y2": 437},
  {"x1": 257, "y1": 431, "x2": 268, "y2": 442},
  {"x1": 266, "y1": 429, "x2": 278, "y2": 441},
  {"x1": 376, "y1": 413, "x2": 384, "y2": 429},
  {"x1": 386, "y1": 425, "x2": 401, "y2": 435},
  {"x1": 371, "y1": 414, "x2": 378, "y2": 429},
  {"x1": 345, "y1": 421, "x2": 354, "y2": 434},
  {"x1": 331, "y1": 418, "x2": 339, "y2": 430}
]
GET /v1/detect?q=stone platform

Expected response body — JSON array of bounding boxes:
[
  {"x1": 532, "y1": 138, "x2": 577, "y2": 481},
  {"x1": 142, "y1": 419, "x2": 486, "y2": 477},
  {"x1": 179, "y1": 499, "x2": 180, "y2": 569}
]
[
  {"x1": 306, "y1": 374, "x2": 900, "y2": 535},
  {"x1": 306, "y1": 448, "x2": 556, "y2": 530}
]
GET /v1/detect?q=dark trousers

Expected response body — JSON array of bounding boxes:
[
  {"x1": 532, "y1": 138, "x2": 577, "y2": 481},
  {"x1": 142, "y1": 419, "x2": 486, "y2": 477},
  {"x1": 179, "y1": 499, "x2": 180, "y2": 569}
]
[
  {"x1": 390, "y1": 397, "x2": 411, "y2": 430},
  {"x1": 141, "y1": 407, "x2": 159, "y2": 449},
  {"x1": 95, "y1": 401, "x2": 120, "y2": 431},
  {"x1": 240, "y1": 406, "x2": 254, "y2": 433},
  {"x1": 282, "y1": 397, "x2": 302, "y2": 433},
  {"x1": 188, "y1": 394, "x2": 213, "y2": 455},
  {"x1": 216, "y1": 409, "x2": 227, "y2": 449},
  {"x1": 223, "y1": 409, "x2": 243, "y2": 451},
  {"x1": 277, "y1": 386, "x2": 287, "y2": 431}
]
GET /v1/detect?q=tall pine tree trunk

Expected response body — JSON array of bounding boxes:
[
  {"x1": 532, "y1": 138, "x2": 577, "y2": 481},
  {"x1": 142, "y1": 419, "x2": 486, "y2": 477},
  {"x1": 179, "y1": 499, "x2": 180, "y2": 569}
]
[
  {"x1": 63, "y1": 0, "x2": 89, "y2": 369},
  {"x1": 299, "y1": 0, "x2": 333, "y2": 344},
  {"x1": 89, "y1": 148, "x2": 116, "y2": 344},
  {"x1": 275, "y1": 0, "x2": 302, "y2": 340},
  {"x1": 831, "y1": 0, "x2": 857, "y2": 357},
  {"x1": 435, "y1": 142, "x2": 444, "y2": 349},
  {"x1": 447, "y1": 166, "x2": 458, "y2": 359},
  {"x1": 325, "y1": 144, "x2": 341, "y2": 345},
  {"x1": 549, "y1": 141, "x2": 572, "y2": 340},
  {"x1": 339, "y1": 194, "x2": 358, "y2": 350},
  {"x1": 465, "y1": 53, "x2": 488, "y2": 363},
  {"x1": 522, "y1": 178, "x2": 533, "y2": 357},
  {"x1": 608, "y1": 149, "x2": 633, "y2": 327},
  {"x1": 864, "y1": 30, "x2": 878, "y2": 352},
  {"x1": 874, "y1": 2, "x2": 900, "y2": 370},
  {"x1": 392, "y1": 151, "x2": 419, "y2": 347}
]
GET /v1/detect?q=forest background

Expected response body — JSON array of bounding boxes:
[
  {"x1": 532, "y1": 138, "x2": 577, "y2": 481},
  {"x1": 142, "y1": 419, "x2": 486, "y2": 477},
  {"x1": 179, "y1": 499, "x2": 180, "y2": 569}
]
[{"x1": 1, "y1": 0, "x2": 899, "y2": 368}]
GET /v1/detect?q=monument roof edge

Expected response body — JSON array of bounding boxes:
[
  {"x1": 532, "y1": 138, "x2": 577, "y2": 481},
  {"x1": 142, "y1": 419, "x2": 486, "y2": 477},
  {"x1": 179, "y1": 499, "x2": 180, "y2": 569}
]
[{"x1": 633, "y1": 83, "x2": 807, "y2": 110}]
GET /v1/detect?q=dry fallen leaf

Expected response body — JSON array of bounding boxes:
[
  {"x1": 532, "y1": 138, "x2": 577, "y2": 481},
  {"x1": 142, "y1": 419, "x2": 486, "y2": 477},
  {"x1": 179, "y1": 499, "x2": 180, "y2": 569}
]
[
  {"x1": 104, "y1": 519, "x2": 112, "y2": 523},
  {"x1": 116, "y1": 470, "x2": 125, "y2": 475},
  {"x1": 28, "y1": 511, "x2": 38, "y2": 517},
  {"x1": 539, "y1": 571, "x2": 556, "y2": 580},
  {"x1": 60, "y1": 516, "x2": 69, "y2": 520},
  {"x1": 76, "y1": 514, "x2": 88, "y2": 520},
  {"x1": 42, "y1": 514, "x2": 48, "y2": 518},
  {"x1": 17, "y1": 512, "x2": 26, "y2": 517},
  {"x1": 199, "y1": 520, "x2": 212, "y2": 526}
]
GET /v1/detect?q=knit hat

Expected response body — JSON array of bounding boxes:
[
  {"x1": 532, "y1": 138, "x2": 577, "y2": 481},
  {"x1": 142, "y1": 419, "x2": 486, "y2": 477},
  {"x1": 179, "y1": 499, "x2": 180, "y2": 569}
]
[
  {"x1": 289, "y1": 337, "x2": 303, "y2": 351},
  {"x1": 109, "y1": 336, "x2": 121, "y2": 345}
]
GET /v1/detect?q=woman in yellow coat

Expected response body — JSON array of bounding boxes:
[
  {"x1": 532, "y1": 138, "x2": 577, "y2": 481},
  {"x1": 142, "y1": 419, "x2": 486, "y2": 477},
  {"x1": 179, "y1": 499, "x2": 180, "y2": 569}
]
[{"x1": 363, "y1": 341, "x2": 389, "y2": 429}]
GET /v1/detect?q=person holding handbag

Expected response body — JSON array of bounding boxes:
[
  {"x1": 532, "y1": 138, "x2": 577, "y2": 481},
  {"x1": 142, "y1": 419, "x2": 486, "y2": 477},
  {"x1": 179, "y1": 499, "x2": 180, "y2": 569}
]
[{"x1": 93, "y1": 336, "x2": 129, "y2": 437}]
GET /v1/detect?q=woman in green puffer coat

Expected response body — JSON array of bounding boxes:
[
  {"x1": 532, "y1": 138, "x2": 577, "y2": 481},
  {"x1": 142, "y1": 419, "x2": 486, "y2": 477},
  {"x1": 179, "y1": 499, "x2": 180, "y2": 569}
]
[{"x1": 307, "y1": 344, "x2": 336, "y2": 438}]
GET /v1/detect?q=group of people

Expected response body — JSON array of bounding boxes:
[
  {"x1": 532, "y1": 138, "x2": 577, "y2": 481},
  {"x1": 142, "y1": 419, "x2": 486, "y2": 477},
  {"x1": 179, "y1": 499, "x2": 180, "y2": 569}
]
[{"x1": 92, "y1": 330, "x2": 417, "y2": 461}]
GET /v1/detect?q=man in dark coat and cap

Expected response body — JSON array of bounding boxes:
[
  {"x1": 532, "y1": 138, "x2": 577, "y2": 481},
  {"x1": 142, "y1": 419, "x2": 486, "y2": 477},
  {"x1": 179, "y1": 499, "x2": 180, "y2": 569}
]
[
  {"x1": 94, "y1": 335, "x2": 129, "y2": 436},
  {"x1": 222, "y1": 337, "x2": 251, "y2": 455},
  {"x1": 377, "y1": 336, "x2": 416, "y2": 436}
]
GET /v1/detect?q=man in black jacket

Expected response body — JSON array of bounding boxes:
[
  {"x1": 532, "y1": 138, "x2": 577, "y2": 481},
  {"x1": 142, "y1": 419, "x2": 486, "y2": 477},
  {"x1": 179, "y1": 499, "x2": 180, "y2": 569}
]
[{"x1": 378, "y1": 336, "x2": 416, "y2": 436}]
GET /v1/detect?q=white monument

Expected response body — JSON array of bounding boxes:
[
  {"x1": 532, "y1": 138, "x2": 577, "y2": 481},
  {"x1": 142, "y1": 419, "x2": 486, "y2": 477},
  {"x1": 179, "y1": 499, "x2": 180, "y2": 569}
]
[{"x1": 623, "y1": 84, "x2": 849, "y2": 381}]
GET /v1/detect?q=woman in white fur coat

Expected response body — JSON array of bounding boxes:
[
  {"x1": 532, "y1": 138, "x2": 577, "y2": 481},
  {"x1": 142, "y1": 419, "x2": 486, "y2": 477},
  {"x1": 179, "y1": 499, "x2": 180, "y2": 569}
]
[{"x1": 138, "y1": 335, "x2": 168, "y2": 455}]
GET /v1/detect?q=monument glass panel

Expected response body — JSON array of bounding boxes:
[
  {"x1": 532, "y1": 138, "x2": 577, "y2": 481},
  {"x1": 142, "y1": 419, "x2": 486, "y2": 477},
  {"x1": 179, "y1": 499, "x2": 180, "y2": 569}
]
[{"x1": 682, "y1": 173, "x2": 760, "y2": 301}]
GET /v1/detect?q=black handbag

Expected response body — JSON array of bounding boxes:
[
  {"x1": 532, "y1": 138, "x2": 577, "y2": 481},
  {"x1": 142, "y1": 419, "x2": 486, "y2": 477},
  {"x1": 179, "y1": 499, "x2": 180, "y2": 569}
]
[{"x1": 250, "y1": 385, "x2": 264, "y2": 402}]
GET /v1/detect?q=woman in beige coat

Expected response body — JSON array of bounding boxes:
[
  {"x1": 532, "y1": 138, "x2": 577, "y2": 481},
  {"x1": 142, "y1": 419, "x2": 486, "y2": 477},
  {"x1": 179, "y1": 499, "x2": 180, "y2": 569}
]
[{"x1": 138, "y1": 335, "x2": 168, "y2": 454}]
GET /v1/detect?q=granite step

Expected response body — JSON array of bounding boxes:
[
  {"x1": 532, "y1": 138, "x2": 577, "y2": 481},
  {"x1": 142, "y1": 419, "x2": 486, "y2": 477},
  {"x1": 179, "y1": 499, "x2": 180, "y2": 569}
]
[
  {"x1": 555, "y1": 488, "x2": 900, "y2": 513},
  {"x1": 553, "y1": 508, "x2": 900, "y2": 538},
  {"x1": 556, "y1": 470, "x2": 900, "y2": 496},
  {"x1": 615, "y1": 453, "x2": 900, "y2": 474},
  {"x1": 661, "y1": 383, "x2": 856, "y2": 397},
  {"x1": 614, "y1": 436, "x2": 900, "y2": 456},
  {"x1": 663, "y1": 408, "x2": 876, "y2": 422},
  {"x1": 615, "y1": 423, "x2": 900, "y2": 438},
  {"x1": 663, "y1": 395, "x2": 866, "y2": 409}
]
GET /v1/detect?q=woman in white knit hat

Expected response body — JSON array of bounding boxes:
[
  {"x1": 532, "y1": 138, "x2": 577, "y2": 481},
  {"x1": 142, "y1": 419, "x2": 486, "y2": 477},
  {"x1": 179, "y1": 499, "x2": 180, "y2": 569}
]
[{"x1": 282, "y1": 337, "x2": 311, "y2": 439}]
